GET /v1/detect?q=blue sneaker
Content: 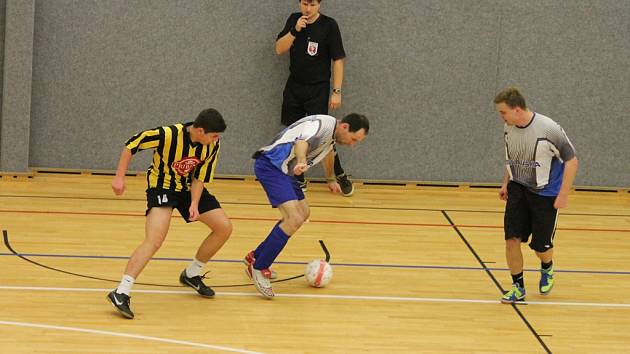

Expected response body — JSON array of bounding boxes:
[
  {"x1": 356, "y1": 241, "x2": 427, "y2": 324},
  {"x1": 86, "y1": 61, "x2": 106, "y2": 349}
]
[
  {"x1": 539, "y1": 267, "x2": 555, "y2": 295},
  {"x1": 501, "y1": 283, "x2": 526, "y2": 303}
]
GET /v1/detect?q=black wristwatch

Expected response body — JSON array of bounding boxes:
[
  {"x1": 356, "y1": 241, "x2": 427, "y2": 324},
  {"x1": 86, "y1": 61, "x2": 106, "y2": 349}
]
[{"x1": 332, "y1": 88, "x2": 342, "y2": 94}]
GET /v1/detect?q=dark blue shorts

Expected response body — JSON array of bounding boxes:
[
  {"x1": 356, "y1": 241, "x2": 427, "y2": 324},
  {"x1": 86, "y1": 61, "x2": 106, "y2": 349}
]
[{"x1": 254, "y1": 156, "x2": 304, "y2": 207}]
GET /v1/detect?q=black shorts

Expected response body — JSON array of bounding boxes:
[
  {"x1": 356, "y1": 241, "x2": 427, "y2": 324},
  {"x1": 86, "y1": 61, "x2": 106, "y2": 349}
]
[
  {"x1": 281, "y1": 78, "x2": 330, "y2": 126},
  {"x1": 146, "y1": 188, "x2": 221, "y2": 223},
  {"x1": 504, "y1": 181, "x2": 558, "y2": 252}
]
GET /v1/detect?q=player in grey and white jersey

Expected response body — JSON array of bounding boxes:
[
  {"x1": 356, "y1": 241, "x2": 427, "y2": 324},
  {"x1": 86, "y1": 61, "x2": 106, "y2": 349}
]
[{"x1": 494, "y1": 88, "x2": 578, "y2": 304}]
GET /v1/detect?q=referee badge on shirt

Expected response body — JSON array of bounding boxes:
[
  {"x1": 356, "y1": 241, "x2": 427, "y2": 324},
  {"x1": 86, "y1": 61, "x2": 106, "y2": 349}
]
[{"x1": 307, "y1": 41, "x2": 318, "y2": 56}]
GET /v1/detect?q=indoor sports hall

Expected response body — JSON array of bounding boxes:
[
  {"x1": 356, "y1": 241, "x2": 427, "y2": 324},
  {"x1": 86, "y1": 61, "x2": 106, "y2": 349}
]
[{"x1": 1, "y1": 1, "x2": 628, "y2": 353}]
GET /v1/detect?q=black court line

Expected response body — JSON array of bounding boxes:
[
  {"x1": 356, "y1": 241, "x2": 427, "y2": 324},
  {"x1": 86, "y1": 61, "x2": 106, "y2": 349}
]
[
  {"x1": 441, "y1": 210, "x2": 552, "y2": 354},
  {"x1": 1, "y1": 230, "x2": 312, "y2": 288},
  {"x1": 1, "y1": 194, "x2": 629, "y2": 217}
]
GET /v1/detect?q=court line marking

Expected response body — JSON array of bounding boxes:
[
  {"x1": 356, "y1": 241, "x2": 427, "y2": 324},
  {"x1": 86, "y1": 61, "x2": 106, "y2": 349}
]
[
  {"x1": 0, "y1": 319, "x2": 264, "y2": 354},
  {"x1": 1, "y1": 285, "x2": 629, "y2": 309},
  {"x1": 2, "y1": 252, "x2": 629, "y2": 275},
  {"x1": 2, "y1": 194, "x2": 629, "y2": 218},
  {"x1": 441, "y1": 209, "x2": 550, "y2": 353},
  {"x1": 1, "y1": 208, "x2": 629, "y2": 232}
]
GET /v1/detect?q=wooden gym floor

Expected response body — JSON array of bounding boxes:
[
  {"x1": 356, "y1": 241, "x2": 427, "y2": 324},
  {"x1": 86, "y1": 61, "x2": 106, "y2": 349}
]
[{"x1": 0, "y1": 172, "x2": 629, "y2": 353}]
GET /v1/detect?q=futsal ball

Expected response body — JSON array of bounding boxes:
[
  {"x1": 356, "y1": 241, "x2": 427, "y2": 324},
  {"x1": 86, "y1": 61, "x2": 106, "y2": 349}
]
[{"x1": 305, "y1": 259, "x2": 333, "y2": 288}]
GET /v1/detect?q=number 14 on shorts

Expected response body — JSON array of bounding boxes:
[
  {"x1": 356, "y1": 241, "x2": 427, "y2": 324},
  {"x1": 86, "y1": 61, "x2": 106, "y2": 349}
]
[{"x1": 157, "y1": 194, "x2": 168, "y2": 204}]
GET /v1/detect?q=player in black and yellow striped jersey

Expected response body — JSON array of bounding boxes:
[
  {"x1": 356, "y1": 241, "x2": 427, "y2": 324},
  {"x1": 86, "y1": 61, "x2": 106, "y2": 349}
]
[
  {"x1": 125, "y1": 119, "x2": 220, "y2": 192},
  {"x1": 106, "y1": 108, "x2": 233, "y2": 319}
]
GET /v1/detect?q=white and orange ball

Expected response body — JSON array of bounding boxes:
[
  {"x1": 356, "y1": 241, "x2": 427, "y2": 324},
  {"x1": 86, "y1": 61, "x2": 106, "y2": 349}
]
[{"x1": 304, "y1": 259, "x2": 333, "y2": 288}]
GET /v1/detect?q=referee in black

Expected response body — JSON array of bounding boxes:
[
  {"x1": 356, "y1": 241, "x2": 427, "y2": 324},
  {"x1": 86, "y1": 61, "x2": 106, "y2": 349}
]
[{"x1": 275, "y1": 0, "x2": 354, "y2": 196}]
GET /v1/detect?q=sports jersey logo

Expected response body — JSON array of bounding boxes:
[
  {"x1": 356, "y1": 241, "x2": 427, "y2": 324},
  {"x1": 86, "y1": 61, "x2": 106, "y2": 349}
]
[
  {"x1": 172, "y1": 156, "x2": 201, "y2": 176},
  {"x1": 507, "y1": 160, "x2": 541, "y2": 168},
  {"x1": 307, "y1": 41, "x2": 318, "y2": 56}
]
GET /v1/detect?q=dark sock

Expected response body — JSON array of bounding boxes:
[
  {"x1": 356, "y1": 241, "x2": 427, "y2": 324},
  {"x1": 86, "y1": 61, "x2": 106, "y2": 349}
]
[
  {"x1": 333, "y1": 148, "x2": 345, "y2": 176},
  {"x1": 511, "y1": 272, "x2": 524, "y2": 288},
  {"x1": 541, "y1": 260, "x2": 553, "y2": 271},
  {"x1": 253, "y1": 223, "x2": 290, "y2": 270},
  {"x1": 253, "y1": 222, "x2": 279, "y2": 258}
]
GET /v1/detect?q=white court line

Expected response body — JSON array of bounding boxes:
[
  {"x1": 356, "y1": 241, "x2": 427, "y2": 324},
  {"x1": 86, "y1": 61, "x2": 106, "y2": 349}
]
[
  {"x1": 1, "y1": 285, "x2": 630, "y2": 308},
  {"x1": 0, "y1": 320, "x2": 264, "y2": 354}
]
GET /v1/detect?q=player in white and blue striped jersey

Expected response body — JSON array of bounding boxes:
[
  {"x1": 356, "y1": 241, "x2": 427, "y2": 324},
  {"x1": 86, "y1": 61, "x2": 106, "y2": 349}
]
[{"x1": 245, "y1": 113, "x2": 369, "y2": 298}]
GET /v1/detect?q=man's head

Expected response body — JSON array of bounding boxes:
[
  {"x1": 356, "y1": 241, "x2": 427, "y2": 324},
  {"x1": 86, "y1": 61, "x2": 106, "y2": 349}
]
[
  {"x1": 190, "y1": 108, "x2": 226, "y2": 145},
  {"x1": 494, "y1": 88, "x2": 529, "y2": 126},
  {"x1": 299, "y1": 0, "x2": 321, "y2": 20},
  {"x1": 335, "y1": 113, "x2": 369, "y2": 146}
]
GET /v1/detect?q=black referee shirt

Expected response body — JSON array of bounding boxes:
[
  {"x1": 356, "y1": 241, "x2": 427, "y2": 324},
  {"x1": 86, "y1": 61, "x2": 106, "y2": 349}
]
[{"x1": 278, "y1": 13, "x2": 346, "y2": 84}]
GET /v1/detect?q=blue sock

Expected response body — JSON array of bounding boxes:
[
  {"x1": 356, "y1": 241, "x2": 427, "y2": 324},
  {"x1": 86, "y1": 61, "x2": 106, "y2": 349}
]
[
  {"x1": 253, "y1": 222, "x2": 278, "y2": 258},
  {"x1": 253, "y1": 221, "x2": 282, "y2": 258},
  {"x1": 253, "y1": 239, "x2": 266, "y2": 259},
  {"x1": 253, "y1": 222, "x2": 290, "y2": 270}
]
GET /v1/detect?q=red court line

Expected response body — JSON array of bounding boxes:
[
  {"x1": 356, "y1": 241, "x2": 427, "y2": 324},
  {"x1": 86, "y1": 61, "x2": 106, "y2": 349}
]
[{"x1": 1, "y1": 208, "x2": 629, "y2": 233}]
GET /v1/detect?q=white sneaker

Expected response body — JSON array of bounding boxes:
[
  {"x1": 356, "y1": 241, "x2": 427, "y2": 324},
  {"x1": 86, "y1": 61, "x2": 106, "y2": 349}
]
[
  {"x1": 245, "y1": 264, "x2": 274, "y2": 299},
  {"x1": 243, "y1": 251, "x2": 278, "y2": 279}
]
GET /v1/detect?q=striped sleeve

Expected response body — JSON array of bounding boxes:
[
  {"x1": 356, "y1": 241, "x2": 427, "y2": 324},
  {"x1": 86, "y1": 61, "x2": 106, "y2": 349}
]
[
  {"x1": 547, "y1": 123, "x2": 576, "y2": 162},
  {"x1": 125, "y1": 127, "x2": 161, "y2": 154},
  {"x1": 194, "y1": 141, "x2": 220, "y2": 183}
]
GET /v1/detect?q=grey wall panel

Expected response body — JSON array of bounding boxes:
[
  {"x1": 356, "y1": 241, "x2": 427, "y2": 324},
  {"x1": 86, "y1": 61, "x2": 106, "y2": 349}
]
[
  {"x1": 496, "y1": 1, "x2": 630, "y2": 186},
  {"x1": 30, "y1": 0, "x2": 290, "y2": 173},
  {"x1": 26, "y1": 0, "x2": 630, "y2": 186},
  {"x1": 0, "y1": 0, "x2": 6, "y2": 126},
  {"x1": 1, "y1": 0, "x2": 34, "y2": 172},
  {"x1": 325, "y1": 1, "x2": 503, "y2": 182}
]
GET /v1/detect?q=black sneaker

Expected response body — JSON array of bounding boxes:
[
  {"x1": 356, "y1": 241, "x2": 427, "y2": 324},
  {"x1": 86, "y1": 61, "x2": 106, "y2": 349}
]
[
  {"x1": 107, "y1": 290, "x2": 134, "y2": 319},
  {"x1": 179, "y1": 270, "x2": 215, "y2": 298},
  {"x1": 336, "y1": 174, "x2": 354, "y2": 197}
]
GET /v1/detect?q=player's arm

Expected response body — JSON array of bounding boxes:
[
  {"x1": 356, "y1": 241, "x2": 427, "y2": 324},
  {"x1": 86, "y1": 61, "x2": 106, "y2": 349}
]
[
  {"x1": 322, "y1": 150, "x2": 341, "y2": 194},
  {"x1": 329, "y1": 59, "x2": 344, "y2": 110},
  {"x1": 554, "y1": 157, "x2": 579, "y2": 209},
  {"x1": 276, "y1": 15, "x2": 308, "y2": 55},
  {"x1": 499, "y1": 168, "x2": 509, "y2": 201},
  {"x1": 112, "y1": 148, "x2": 132, "y2": 196},
  {"x1": 188, "y1": 178, "x2": 204, "y2": 221},
  {"x1": 293, "y1": 139, "x2": 310, "y2": 175}
]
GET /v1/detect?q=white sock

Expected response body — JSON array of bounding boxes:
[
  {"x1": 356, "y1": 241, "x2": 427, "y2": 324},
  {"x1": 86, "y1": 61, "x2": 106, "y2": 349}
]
[
  {"x1": 185, "y1": 258, "x2": 206, "y2": 278},
  {"x1": 116, "y1": 274, "x2": 135, "y2": 295}
]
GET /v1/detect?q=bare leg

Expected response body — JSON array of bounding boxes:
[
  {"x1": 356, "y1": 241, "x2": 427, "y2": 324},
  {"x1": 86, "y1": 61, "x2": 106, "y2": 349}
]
[
  {"x1": 194, "y1": 208, "x2": 233, "y2": 262},
  {"x1": 123, "y1": 207, "x2": 172, "y2": 278},
  {"x1": 535, "y1": 248, "x2": 554, "y2": 264},
  {"x1": 277, "y1": 199, "x2": 309, "y2": 235},
  {"x1": 505, "y1": 237, "x2": 523, "y2": 275}
]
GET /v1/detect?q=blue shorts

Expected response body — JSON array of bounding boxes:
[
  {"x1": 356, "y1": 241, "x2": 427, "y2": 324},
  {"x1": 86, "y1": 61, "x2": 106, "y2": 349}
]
[{"x1": 254, "y1": 156, "x2": 304, "y2": 207}]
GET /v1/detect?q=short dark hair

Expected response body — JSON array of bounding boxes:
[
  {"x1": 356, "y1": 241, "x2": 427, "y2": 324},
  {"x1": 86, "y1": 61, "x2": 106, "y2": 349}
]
[
  {"x1": 342, "y1": 113, "x2": 369, "y2": 134},
  {"x1": 193, "y1": 108, "x2": 226, "y2": 133},
  {"x1": 300, "y1": 0, "x2": 321, "y2": 3},
  {"x1": 494, "y1": 87, "x2": 527, "y2": 109}
]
